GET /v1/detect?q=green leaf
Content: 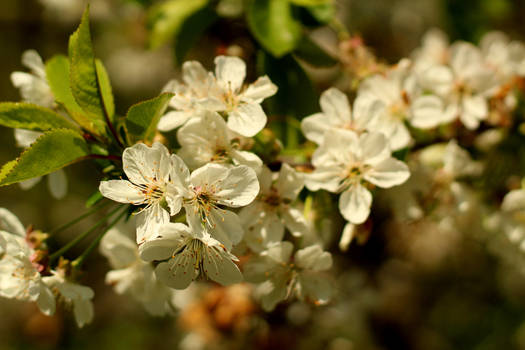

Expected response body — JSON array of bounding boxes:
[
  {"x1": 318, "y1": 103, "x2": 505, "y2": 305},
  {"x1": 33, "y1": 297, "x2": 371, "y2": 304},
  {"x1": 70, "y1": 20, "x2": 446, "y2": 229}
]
[
  {"x1": 0, "y1": 102, "x2": 77, "y2": 131},
  {"x1": 247, "y1": 0, "x2": 302, "y2": 57},
  {"x1": 95, "y1": 59, "x2": 115, "y2": 123},
  {"x1": 148, "y1": 0, "x2": 209, "y2": 49},
  {"x1": 289, "y1": 0, "x2": 330, "y2": 6},
  {"x1": 257, "y1": 51, "x2": 318, "y2": 118},
  {"x1": 125, "y1": 93, "x2": 174, "y2": 144},
  {"x1": 0, "y1": 129, "x2": 90, "y2": 186},
  {"x1": 306, "y1": 3, "x2": 334, "y2": 23},
  {"x1": 45, "y1": 55, "x2": 96, "y2": 131},
  {"x1": 68, "y1": 7, "x2": 107, "y2": 136},
  {"x1": 293, "y1": 35, "x2": 337, "y2": 67},
  {"x1": 174, "y1": 7, "x2": 218, "y2": 65}
]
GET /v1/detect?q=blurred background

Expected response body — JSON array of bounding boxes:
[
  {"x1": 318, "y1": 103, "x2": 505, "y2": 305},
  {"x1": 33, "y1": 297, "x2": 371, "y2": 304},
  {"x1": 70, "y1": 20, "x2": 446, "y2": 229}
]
[{"x1": 2, "y1": 0, "x2": 525, "y2": 349}]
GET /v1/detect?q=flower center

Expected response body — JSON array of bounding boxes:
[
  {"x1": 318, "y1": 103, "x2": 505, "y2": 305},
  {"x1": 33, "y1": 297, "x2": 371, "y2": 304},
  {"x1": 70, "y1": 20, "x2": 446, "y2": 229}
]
[
  {"x1": 187, "y1": 185, "x2": 221, "y2": 228},
  {"x1": 137, "y1": 183, "x2": 165, "y2": 203}
]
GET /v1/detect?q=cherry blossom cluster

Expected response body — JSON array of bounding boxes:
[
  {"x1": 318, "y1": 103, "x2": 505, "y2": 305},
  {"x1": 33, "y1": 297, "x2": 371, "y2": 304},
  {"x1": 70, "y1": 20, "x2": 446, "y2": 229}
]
[{"x1": 2, "y1": 26, "x2": 525, "y2": 328}]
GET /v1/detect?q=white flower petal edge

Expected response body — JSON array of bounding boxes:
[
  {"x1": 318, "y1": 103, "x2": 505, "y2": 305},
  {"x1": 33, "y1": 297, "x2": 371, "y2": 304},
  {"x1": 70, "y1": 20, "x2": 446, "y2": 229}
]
[
  {"x1": 100, "y1": 220, "x2": 175, "y2": 316},
  {"x1": 43, "y1": 273, "x2": 94, "y2": 328},
  {"x1": 140, "y1": 223, "x2": 242, "y2": 290}
]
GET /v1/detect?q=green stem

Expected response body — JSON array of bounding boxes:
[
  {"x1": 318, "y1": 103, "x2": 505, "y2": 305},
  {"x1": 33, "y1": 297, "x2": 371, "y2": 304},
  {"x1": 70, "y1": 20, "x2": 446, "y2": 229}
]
[
  {"x1": 48, "y1": 200, "x2": 111, "y2": 235},
  {"x1": 49, "y1": 205, "x2": 123, "y2": 263},
  {"x1": 72, "y1": 206, "x2": 128, "y2": 269},
  {"x1": 330, "y1": 17, "x2": 350, "y2": 40}
]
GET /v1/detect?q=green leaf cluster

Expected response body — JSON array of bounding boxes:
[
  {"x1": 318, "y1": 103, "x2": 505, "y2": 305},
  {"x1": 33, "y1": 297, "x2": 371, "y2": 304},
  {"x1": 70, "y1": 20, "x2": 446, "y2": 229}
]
[{"x1": 0, "y1": 7, "x2": 173, "y2": 189}]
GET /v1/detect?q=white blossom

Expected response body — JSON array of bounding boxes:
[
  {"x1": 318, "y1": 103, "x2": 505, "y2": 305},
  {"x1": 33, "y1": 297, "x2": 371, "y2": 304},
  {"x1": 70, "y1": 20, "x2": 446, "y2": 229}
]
[
  {"x1": 480, "y1": 31, "x2": 525, "y2": 83},
  {"x1": 0, "y1": 208, "x2": 55, "y2": 316},
  {"x1": 356, "y1": 60, "x2": 421, "y2": 150},
  {"x1": 42, "y1": 272, "x2": 94, "y2": 328},
  {"x1": 11, "y1": 50, "x2": 54, "y2": 108},
  {"x1": 239, "y1": 164, "x2": 308, "y2": 252},
  {"x1": 160, "y1": 56, "x2": 277, "y2": 137},
  {"x1": 412, "y1": 28, "x2": 450, "y2": 74},
  {"x1": 139, "y1": 222, "x2": 242, "y2": 289},
  {"x1": 99, "y1": 219, "x2": 176, "y2": 316},
  {"x1": 244, "y1": 242, "x2": 333, "y2": 311},
  {"x1": 306, "y1": 130, "x2": 410, "y2": 224},
  {"x1": 177, "y1": 110, "x2": 262, "y2": 172},
  {"x1": 417, "y1": 42, "x2": 497, "y2": 130},
  {"x1": 158, "y1": 61, "x2": 218, "y2": 132},
  {"x1": 173, "y1": 163, "x2": 260, "y2": 249},
  {"x1": 99, "y1": 142, "x2": 187, "y2": 243},
  {"x1": 301, "y1": 87, "x2": 380, "y2": 145}
]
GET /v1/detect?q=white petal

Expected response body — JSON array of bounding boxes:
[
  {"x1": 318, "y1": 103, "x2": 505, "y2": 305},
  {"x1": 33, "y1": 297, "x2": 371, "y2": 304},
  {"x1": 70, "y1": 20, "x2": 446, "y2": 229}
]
[
  {"x1": 282, "y1": 206, "x2": 309, "y2": 237},
  {"x1": 168, "y1": 154, "x2": 192, "y2": 197},
  {"x1": 410, "y1": 95, "x2": 447, "y2": 129},
  {"x1": 181, "y1": 60, "x2": 209, "y2": 88},
  {"x1": 0, "y1": 234, "x2": 6, "y2": 256},
  {"x1": 502, "y1": 190, "x2": 525, "y2": 212},
  {"x1": 275, "y1": 164, "x2": 304, "y2": 201},
  {"x1": 364, "y1": 157, "x2": 410, "y2": 188},
  {"x1": 241, "y1": 75, "x2": 277, "y2": 102},
  {"x1": 339, "y1": 184, "x2": 372, "y2": 224},
  {"x1": 99, "y1": 180, "x2": 146, "y2": 204},
  {"x1": 207, "y1": 208, "x2": 244, "y2": 248},
  {"x1": 241, "y1": 203, "x2": 284, "y2": 253},
  {"x1": 19, "y1": 177, "x2": 42, "y2": 190},
  {"x1": 295, "y1": 245, "x2": 332, "y2": 271},
  {"x1": 164, "y1": 195, "x2": 182, "y2": 219},
  {"x1": 256, "y1": 277, "x2": 289, "y2": 311},
  {"x1": 257, "y1": 166, "x2": 274, "y2": 194},
  {"x1": 214, "y1": 56, "x2": 246, "y2": 93},
  {"x1": 105, "y1": 268, "x2": 135, "y2": 295},
  {"x1": 158, "y1": 111, "x2": 192, "y2": 132},
  {"x1": 10, "y1": 71, "x2": 33, "y2": 90},
  {"x1": 0, "y1": 208, "x2": 26, "y2": 237},
  {"x1": 460, "y1": 95, "x2": 487, "y2": 130},
  {"x1": 339, "y1": 223, "x2": 355, "y2": 252},
  {"x1": 386, "y1": 121, "x2": 412, "y2": 151},
  {"x1": 139, "y1": 223, "x2": 190, "y2": 261},
  {"x1": 73, "y1": 297, "x2": 94, "y2": 328},
  {"x1": 450, "y1": 42, "x2": 482, "y2": 74},
  {"x1": 36, "y1": 285, "x2": 56, "y2": 316},
  {"x1": 319, "y1": 88, "x2": 352, "y2": 126},
  {"x1": 14, "y1": 129, "x2": 41, "y2": 148},
  {"x1": 419, "y1": 65, "x2": 454, "y2": 95},
  {"x1": 359, "y1": 75, "x2": 399, "y2": 104},
  {"x1": 122, "y1": 142, "x2": 171, "y2": 185},
  {"x1": 304, "y1": 166, "x2": 344, "y2": 192},
  {"x1": 227, "y1": 102, "x2": 267, "y2": 137},
  {"x1": 177, "y1": 111, "x2": 229, "y2": 149},
  {"x1": 352, "y1": 95, "x2": 384, "y2": 130},
  {"x1": 203, "y1": 246, "x2": 243, "y2": 286},
  {"x1": 359, "y1": 132, "x2": 390, "y2": 166},
  {"x1": 296, "y1": 272, "x2": 332, "y2": 305},
  {"x1": 230, "y1": 150, "x2": 263, "y2": 173},
  {"x1": 311, "y1": 129, "x2": 359, "y2": 167},
  {"x1": 135, "y1": 205, "x2": 170, "y2": 243},
  {"x1": 301, "y1": 113, "x2": 330, "y2": 144},
  {"x1": 191, "y1": 164, "x2": 259, "y2": 207},
  {"x1": 155, "y1": 256, "x2": 195, "y2": 290},
  {"x1": 176, "y1": 111, "x2": 231, "y2": 169},
  {"x1": 21, "y1": 50, "x2": 46, "y2": 78},
  {"x1": 261, "y1": 241, "x2": 294, "y2": 264},
  {"x1": 47, "y1": 169, "x2": 67, "y2": 199},
  {"x1": 99, "y1": 222, "x2": 138, "y2": 268}
]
